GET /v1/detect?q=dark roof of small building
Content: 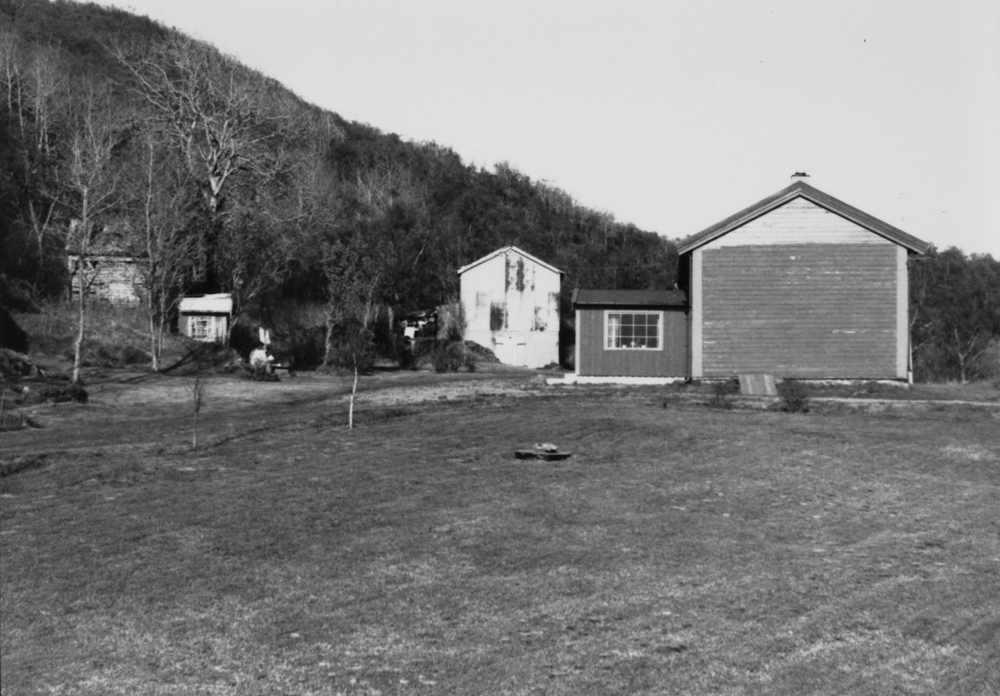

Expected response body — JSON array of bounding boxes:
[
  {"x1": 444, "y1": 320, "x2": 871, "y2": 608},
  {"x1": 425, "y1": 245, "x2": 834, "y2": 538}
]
[
  {"x1": 677, "y1": 181, "x2": 931, "y2": 255},
  {"x1": 573, "y1": 289, "x2": 687, "y2": 308}
]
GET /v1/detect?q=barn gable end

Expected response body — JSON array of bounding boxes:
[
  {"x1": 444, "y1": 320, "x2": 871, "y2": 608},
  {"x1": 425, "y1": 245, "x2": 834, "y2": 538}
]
[
  {"x1": 682, "y1": 179, "x2": 929, "y2": 381},
  {"x1": 701, "y1": 198, "x2": 894, "y2": 249}
]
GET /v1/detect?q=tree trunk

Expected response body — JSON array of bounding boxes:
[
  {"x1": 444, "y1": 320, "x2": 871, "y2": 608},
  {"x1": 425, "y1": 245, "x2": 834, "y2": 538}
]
[
  {"x1": 157, "y1": 312, "x2": 169, "y2": 370},
  {"x1": 348, "y1": 359, "x2": 358, "y2": 429},
  {"x1": 323, "y1": 314, "x2": 334, "y2": 368},
  {"x1": 72, "y1": 284, "x2": 85, "y2": 384},
  {"x1": 149, "y1": 312, "x2": 160, "y2": 372},
  {"x1": 953, "y1": 327, "x2": 968, "y2": 384}
]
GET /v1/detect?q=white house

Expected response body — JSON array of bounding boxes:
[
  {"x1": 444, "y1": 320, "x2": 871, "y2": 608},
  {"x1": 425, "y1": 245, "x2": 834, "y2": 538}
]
[
  {"x1": 178, "y1": 293, "x2": 232, "y2": 342},
  {"x1": 458, "y1": 246, "x2": 562, "y2": 368}
]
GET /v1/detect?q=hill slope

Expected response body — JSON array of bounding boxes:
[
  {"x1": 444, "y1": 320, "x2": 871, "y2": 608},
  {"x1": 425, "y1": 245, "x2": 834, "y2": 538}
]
[{"x1": 0, "y1": 0, "x2": 676, "y2": 319}]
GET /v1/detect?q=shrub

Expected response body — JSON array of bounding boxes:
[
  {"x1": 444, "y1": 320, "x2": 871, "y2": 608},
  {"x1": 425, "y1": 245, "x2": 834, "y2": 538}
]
[
  {"x1": 322, "y1": 322, "x2": 376, "y2": 374},
  {"x1": 74, "y1": 341, "x2": 151, "y2": 368},
  {"x1": 709, "y1": 377, "x2": 739, "y2": 409},
  {"x1": 278, "y1": 324, "x2": 326, "y2": 370},
  {"x1": 431, "y1": 340, "x2": 475, "y2": 373},
  {"x1": 463, "y1": 341, "x2": 499, "y2": 363},
  {"x1": 777, "y1": 380, "x2": 810, "y2": 412},
  {"x1": 22, "y1": 381, "x2": 88, "y2": 405},
  {"x1": 0, "y1": 307, "x2": 29, "y2": 352}
]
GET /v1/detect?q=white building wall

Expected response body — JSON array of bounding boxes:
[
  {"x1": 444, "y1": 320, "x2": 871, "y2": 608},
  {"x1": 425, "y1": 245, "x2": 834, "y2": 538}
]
[{"x1": 459, "y1": 248, "x2": 561, "y2": 367}]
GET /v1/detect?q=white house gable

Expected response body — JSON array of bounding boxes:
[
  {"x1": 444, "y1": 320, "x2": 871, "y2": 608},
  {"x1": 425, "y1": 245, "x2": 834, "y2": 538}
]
[{"x1": 459, "y1": 246, "x2": 561, "y2": 368}]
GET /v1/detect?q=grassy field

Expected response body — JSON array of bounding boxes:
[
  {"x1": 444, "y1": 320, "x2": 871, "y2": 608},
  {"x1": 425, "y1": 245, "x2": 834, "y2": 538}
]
[{"x1": 2, "y1": 376, "x2": 999, "y2": 695}]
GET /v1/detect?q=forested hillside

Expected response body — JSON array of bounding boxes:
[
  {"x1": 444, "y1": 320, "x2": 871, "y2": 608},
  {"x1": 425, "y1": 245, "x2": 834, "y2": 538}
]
[
  {"x1": 0, "y1": 0, "x2": 675, "y2": 367},
  {"x1": 2, "y1": 0, "x2": 997, "y2": 381}
]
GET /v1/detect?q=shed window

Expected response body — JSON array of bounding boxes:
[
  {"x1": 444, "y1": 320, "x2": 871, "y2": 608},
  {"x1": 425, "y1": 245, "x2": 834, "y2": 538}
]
[
  {"x1": 605, "y1": 311, "x2": 662, "y2": 350},
  {"x1": 189, "y1": 316, "x2": 213, "y2": 341}
]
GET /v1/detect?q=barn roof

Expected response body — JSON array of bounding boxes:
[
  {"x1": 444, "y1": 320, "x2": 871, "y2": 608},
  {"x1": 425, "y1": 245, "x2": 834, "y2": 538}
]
[
  {"x1": 573, "y1": 289, "x2": 688, "y2": 308},
  {"x1": 457, "y1": 245, "x2": 563, "y2": 276},
  {"x1": 677, "y1": 181, "x2": 931, "y2": 255}
]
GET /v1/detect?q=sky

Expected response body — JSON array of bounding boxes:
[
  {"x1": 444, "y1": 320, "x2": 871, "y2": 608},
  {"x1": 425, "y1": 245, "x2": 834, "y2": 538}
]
[{"x1": 100, "y1": 0, "x2": 999, "y2": 257}]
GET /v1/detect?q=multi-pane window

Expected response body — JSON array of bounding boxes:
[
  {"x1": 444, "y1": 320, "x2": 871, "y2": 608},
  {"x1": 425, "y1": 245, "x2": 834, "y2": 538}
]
[
  {"x1": 189, "y1": 316, "x2": 212, "y2": 341},
  {"x1": 605, "y1": 311, "x2": 661, "y2": 350}
]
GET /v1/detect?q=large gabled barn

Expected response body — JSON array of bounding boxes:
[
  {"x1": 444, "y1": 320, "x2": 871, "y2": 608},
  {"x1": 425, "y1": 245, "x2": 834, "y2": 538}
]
[{"x1": 679, "y1": 175, "x2": 931, "y2": 380}]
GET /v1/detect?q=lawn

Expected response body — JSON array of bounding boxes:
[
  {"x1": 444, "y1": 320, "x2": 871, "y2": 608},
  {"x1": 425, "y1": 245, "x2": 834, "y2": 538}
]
[{"x1": 2, "y1": 380, "x2": 999, "y2": 695}]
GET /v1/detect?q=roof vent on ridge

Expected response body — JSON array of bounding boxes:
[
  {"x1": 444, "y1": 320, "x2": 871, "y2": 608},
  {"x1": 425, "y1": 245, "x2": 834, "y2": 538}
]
[{"x1": 791, "y1": 171, "x2": 810, "y2": 183}]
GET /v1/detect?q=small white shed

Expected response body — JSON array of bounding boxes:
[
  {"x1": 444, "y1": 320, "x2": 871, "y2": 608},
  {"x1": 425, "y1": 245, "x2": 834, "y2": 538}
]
[
  {"x1": 458, "y1": 246, "x2": 562, "y2": 368},
  {"x1": 178, "y1": 293, "x2": 232, "y2": 342}
]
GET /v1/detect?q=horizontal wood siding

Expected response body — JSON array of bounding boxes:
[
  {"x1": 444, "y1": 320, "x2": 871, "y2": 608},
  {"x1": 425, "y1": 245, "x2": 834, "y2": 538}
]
[
  {"x1": 701, "y1": 244, "x2": 898, "y2": 378},
  {"x1": 703, "y1": 198, "x2": 894, "y2": 248},
  {"x1": 578, "y1": 308, "x2": 688, "y2": 377}
]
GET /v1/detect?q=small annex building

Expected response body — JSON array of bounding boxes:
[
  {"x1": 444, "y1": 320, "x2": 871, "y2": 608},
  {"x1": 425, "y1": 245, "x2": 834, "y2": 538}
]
[
  {"x1": 458, "y1": 245, "x2": 562, "y2": 368},
  {"x1": 178, "y1": 293, "x2": 232, "y2": 343},
  {"x1": 572, "y1": 289, "x2": 688, "y2": 382},
  {"x1": 680, "y1": 174, "x2": 931, "y2": 380}
]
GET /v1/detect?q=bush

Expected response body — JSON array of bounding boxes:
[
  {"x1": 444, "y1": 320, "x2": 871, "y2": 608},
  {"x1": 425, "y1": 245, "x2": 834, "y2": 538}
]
[
  {"x1": 0, "y1": 307, "x2": 29, "y2": 352},
  {"x1": 431, "y1": 341, "x2": 475, "y2": 373},
  {"x1": 75, "y1": 341, "x2": 151, "y2": 368},
  {"x1": 463, "y1": 341, "x2": 499, "y2": 363},
  {"x1": 709, "y1": 377, "x2": 739, "y2": 409},
  {"x1": 285, "y1": 325, "x2": 327, "y2": 370},
  {"x1": 21, "y1": 381, "x2": 88, "y2": 405},
  {"x1": 323, "y1": 322, "x2": 376, "y2": 373},
  {"x1": 777, "y1": 380, "x2": 810, "y2": 412}
]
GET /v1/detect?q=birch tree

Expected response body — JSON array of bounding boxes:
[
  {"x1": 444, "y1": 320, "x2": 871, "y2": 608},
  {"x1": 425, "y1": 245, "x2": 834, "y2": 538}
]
[
  {"x1": 63, "y1": 86, "x2": 124, "y2": 383},
  {"x1": 134, "y1": 135, "x2": 197, "y2": 370}
]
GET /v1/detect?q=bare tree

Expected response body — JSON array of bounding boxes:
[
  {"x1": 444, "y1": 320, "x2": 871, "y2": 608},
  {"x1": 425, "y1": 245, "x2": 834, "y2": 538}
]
[
  {"x1": 215, "y1": 203, "x2": 293, "y2": 342},
  {"x1": 26, "y1": 197, "x2": 57, "y2": 291},
  {"x1": 134, "y1": 135, "x2": 197, "y2": 370},
  {"x1": 0, "y1": 27, "x2": 25, "y2": 137},
  {"x1": 1, "y1": 34, "x2": 67, "y2": 294},
  {"x1": 25, "y1": 43, "x2": 62, "y2": 157},
  {"x1": 63, "y1": 85, "x2": 125, "y2": 383},
  {"x1": 112, "y1": 37, "x2": 281, "y2": 279}
]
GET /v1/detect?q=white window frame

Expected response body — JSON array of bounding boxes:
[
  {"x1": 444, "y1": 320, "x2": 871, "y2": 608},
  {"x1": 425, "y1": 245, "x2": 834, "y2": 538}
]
[
  {"x1": 603, "y1": 310, "x2": 663, "y2": 351},
  {"x1": 189, "y1": 315, "x2": 213, "y2": 341}
]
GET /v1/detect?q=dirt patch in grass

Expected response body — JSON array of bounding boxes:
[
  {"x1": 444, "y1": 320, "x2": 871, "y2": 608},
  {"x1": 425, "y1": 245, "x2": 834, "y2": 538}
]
[{"x1": 2, "y1": 382, "x2": 999, "y2": 694}]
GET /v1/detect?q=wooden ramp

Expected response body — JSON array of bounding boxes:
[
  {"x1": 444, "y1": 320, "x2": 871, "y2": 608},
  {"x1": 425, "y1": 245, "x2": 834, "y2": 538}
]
[{"x1": 739, "y1": 374, "x2": 777, "y2": 396}]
